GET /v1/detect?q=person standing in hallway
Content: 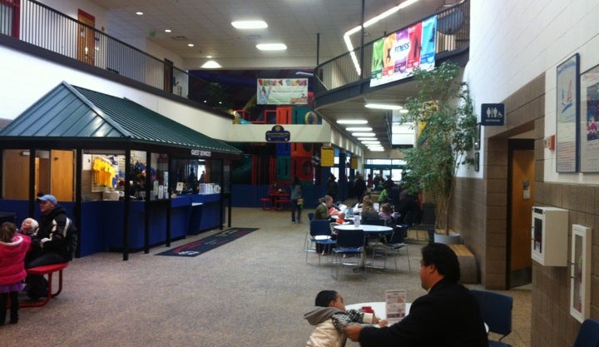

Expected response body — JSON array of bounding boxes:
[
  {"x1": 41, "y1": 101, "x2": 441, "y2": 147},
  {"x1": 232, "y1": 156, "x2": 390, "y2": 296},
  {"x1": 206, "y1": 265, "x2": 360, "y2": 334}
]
[
  {"x1": 344, "y1": 243, "x2": 488, "y2": 347},
  {"x1": 354, "y1": 174, "x2": 366, "y2": 204},
  {"x1": 326, "y1": 174, "x2": 338, "y2": 203},
  {"x1": 290, "y1": 177, "x2": 303, "y2": 223}
]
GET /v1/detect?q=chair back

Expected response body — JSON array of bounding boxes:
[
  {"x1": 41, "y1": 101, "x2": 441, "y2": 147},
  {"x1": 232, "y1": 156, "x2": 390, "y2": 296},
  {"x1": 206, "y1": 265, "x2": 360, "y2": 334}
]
[
  {"x1": 470, "y1": 289, "x2": 512, "y2": 338},
  {"x1": 573, "y1": 319, "x2": 599, "y2": 347},
  {"x1": 310, "y1": 220, "x2": 332, "y2": 237},
  {"x1": 388, "y1": 226, "x2": 407, "y2": 244},
  {"x1": 308, "y1": 212, "x2": 315, "y2": 221},
  {"x1": 362, "y1": 218, "x2": 385, "y2": 226},
  {"x1": 335, "y1": 229, "x2": 365, "y2": 249}
]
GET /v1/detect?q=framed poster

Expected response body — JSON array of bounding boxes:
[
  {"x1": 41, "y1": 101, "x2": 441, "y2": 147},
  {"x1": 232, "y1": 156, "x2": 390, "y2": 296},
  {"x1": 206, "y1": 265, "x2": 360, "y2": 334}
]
[
  {"x1": 570, "y1": 225, "x2": 591, "y2": 323},
  {"x1": 556, "y1": 54, "x2": 579, "y2": 173},
  {"x1": 579, "y1": 64, "x2": 599, "y2": 172}
]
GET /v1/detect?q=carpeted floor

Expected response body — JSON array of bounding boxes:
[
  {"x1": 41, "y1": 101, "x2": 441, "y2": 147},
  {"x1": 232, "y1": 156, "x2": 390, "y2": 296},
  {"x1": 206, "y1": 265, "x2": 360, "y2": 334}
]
[{"x1": 1, "y1": 207, "x2": 531, "y2": 347}]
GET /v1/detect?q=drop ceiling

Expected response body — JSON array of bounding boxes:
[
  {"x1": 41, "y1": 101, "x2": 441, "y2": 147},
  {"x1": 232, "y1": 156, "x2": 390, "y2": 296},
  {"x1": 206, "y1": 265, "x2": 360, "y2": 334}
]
[{"x1": 88, "y1": 0, "x2": 455, "y2": 150}]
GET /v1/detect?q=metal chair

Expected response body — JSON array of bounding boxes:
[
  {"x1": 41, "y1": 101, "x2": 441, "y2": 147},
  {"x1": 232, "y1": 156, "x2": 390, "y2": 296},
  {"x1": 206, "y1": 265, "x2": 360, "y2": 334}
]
[
  {"x1": 573, "y1": 319, "x2": 599, "y2": 347},
  {"x1": 305, "y1": 220, "x2": 336, "y2": 266},
  {"x1": 470, "y1": 289, "x2": 513, "y2": 347},
  {"x1": 331, "y1": 228, "x2": 365, "y2": 280},
  {"x1": 377, "y1": 226, "x2": 411, "y2": 272}
]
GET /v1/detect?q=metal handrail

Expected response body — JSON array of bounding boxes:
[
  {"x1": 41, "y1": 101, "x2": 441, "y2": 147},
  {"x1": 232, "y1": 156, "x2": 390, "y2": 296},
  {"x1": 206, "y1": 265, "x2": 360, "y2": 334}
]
[
  {"x1": 0, "y1": 0, "x2": 207, "y2": 100},
  {"x1": 313, "y1": 0, "x2": 470, "y2": 95}
]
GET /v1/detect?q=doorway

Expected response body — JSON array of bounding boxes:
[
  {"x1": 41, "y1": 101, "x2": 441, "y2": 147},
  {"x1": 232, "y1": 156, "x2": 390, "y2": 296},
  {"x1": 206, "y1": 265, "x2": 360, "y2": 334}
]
[
  {"x1": 77, "y1": 9, "x2": 95, "y2": 65},
  {"x1": 507, "y1": 138, "x2": 534, "y2": 288}
]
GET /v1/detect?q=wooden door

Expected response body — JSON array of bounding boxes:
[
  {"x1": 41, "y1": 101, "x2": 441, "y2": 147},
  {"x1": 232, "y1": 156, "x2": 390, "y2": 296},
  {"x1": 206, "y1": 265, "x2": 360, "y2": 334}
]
[
  {"x1": 77, "y1": 10, "x2": 95, "y2": 65},
  {"x1": 2, "y1": 150, "x2": 30, "y2": 199},
  {"x1": 509, "y1": 141, "x2": 534, "y2": 287},
  {"x1": 50, "y1": 150, "x2": 74, "y2": 202}
]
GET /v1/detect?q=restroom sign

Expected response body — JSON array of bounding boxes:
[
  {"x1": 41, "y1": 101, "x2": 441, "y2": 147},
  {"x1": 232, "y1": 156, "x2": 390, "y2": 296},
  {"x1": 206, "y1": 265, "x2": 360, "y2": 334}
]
[{"x1": 481, "y1": 103, "x2": 505, "y2": 126}]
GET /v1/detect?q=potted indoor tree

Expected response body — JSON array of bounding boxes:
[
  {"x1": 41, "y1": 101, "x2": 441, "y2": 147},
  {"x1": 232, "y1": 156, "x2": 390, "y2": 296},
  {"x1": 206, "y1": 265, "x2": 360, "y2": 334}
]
[{"x1": 399, "y1": 61, "x2": 477, "y2": 242}]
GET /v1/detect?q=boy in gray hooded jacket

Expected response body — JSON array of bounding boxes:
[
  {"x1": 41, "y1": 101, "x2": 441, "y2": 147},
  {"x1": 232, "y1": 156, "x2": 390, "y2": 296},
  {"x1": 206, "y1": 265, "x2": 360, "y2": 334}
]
[{"x1": 304, "y1": 290, "x2": 386, "y2": 347}]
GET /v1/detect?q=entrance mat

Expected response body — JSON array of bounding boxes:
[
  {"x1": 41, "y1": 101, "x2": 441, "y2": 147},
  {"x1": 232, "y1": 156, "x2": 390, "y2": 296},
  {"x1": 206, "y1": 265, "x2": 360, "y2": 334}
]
[{"x1": 156, "y1": 228, "x2": 259, "y2": 257}]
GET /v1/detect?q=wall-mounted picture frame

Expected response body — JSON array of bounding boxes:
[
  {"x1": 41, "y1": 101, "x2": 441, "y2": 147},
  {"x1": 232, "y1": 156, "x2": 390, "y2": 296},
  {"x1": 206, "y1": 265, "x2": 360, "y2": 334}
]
[
  {"x1": 570, "y1": 224, "x2": 591, "y2": 323},
  {"x1": 556, "y1": 53, "x2": 580, "y2": 173},
  {"x1": 579, "y1": 63, "x2": 599, "y2": 172}
]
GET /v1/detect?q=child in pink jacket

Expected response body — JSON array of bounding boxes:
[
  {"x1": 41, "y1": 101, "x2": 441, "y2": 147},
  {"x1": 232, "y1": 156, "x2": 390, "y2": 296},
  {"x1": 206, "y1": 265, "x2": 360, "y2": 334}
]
[{"x1": 0, "y1": 222, "x2": 31, "y2": 326}]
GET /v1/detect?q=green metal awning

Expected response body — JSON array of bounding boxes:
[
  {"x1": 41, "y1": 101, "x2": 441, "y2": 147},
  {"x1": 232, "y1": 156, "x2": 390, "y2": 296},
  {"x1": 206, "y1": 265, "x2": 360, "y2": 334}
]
[{"x1": 0, "y1": 81, "x2": 242, "y2": 156}]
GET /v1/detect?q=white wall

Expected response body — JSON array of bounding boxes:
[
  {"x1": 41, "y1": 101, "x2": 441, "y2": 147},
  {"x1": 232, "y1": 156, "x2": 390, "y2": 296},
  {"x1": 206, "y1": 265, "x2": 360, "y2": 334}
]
[{"x1": 468, "y1": 0, "x2": 599, "y2": 184}]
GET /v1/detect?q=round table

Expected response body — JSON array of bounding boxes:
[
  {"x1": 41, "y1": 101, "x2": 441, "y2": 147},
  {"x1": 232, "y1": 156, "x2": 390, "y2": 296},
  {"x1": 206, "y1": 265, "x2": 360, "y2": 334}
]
[
  {"x1": 345, "y1": 301, "x2": 488, "y2": 332},
  {"x1": 333, "y1": 224, "x2": 393, "y2": 235},
  {"x1": 345, "y1": 301, "x2": 410, "y2": 320}
]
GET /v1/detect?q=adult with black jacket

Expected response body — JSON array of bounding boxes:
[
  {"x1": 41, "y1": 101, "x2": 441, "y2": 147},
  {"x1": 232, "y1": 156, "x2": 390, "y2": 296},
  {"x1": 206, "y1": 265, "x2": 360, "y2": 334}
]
[
  {"x1": 353, "y1": 173, "x2": 366, "y2": 204},
  {"x1": 326, "y1": 174, "x2": 339, "y2": 203},
  {"x1": 345, "y1": 243, "x2": 489, "y2": 347},
  {"x1": 25, "y1": 194, "x2": 73, "y2": 300}
]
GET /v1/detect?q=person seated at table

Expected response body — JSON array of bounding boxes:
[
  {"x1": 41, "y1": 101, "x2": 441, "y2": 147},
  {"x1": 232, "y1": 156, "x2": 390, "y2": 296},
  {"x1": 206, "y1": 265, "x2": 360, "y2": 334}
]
[
  {"x1": 304, "y1": 290, "x2": 387, "y2": 347},
  {"x1": 314, "y1": 195, "x2": 334, "y2": 220},
  {"x1": 351, "y1": 193, "x2": 371, "y2": 214},
  {"x1": 360, "y1": 200, "x2": 380, "y2": 222},
  {"x1": 335, "y1": 211, "x2": 346, "y2": 225},
  {"x1": 395, "y1": 191, "x2": 420, "y2": 225},
  {"x1": 378, "y1": 204, "x2": 394, "y2": 227},
  {"x1": 19, "y1": 218, "x2": 39, "y2": 236},
  {"x1": 344, "y1": 243, "x2": 489, "y2": 347}
]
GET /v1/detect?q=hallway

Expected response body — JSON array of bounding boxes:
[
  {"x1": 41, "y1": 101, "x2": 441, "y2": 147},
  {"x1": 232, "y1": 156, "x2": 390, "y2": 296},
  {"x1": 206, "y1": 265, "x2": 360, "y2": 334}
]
[{"x1": 2, "y1": 207, "x2": 531, "y2": 346}]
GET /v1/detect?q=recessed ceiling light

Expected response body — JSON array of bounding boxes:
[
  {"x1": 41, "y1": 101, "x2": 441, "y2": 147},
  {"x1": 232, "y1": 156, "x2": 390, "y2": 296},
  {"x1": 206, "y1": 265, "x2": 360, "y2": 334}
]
[
  {"x1": 201, "y1": 60, "x2": 221, "y2": 69},
  {"x1": 165, "y1": 29, "x2": 171, "y2": 33},
  {"x1": 231, "y1": 20, "x2": 268, "y2": 29},
  {"x1": 346, "y1": 127, "x2": 372, "y2": 132},
  {"x1": 365, "y1": 103, "x2": 403, "y2": 110},
  {"x1": 207, "y1": 55, "x2": 213, "y2": 58},
  {"x1": 361, "y1": 141, "x2": 381, "y2": 145},
  {"x1": 188, "y1": 43, "x2": 194, "y2": 47},
  {"x1": 256, "y1": 43, "x2": 287, "y2": 51},
  {"x1": 368, "y1": 147, "x2": 385, "y2": 152},
  {"x1": 357, "y1": 137, "x2": 376, "y2": 141},
  {"x1": 352, "y1": 132, "x2": 376, "y2": 137},
  {"x1": 136, "y1": 11, "x2": 143, "y2": 15},
  {"x1": 337, "y1": 119, "x2": 368, "y2": 125}
]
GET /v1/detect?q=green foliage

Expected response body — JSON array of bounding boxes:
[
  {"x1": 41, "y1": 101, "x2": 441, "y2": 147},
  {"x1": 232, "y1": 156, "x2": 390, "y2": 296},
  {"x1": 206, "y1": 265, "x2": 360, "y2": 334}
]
[{"x1": 399, "y1": 62, "x2": 477, "y2": 233}]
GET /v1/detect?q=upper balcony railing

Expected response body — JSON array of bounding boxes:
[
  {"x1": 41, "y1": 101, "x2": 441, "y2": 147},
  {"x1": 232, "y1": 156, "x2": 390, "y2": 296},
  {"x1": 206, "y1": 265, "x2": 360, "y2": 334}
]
[
  {"x1": 0, "y1": 0, "x2": 203, "y2": 100},
  {"x1": 313, "y1": 0, "x2": 470, "y2": 95}
]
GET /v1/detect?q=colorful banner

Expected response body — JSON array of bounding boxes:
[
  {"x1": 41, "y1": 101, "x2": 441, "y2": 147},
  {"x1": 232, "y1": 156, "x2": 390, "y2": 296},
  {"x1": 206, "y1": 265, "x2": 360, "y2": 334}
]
[
  {"x1": 370, "y1": 15, "x2": 437, "y2": 87},
  {"x1": 257, "y1": 78, "x2": 308, "y2": 105}
]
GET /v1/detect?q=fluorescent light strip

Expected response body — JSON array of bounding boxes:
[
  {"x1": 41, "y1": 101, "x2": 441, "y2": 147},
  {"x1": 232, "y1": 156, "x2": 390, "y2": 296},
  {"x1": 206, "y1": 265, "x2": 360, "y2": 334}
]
[
  {"x1": 365, "y1": 103, "x2": 403, "y2": 110},
  {"x1": 337, "y1": 119, "x2": 368, "y2": 125},
  {"x1": 368, "y1": 148, "x2": 385, "y2": 152},
  {"x1": 362, "y1": 141, "x2": 381, "y2": 145},
  {"x1": 231, "y1": 20, "x2": 268, "y2": 29},
  {"x1": 346, "y1": 127, "x2": 372, "y2": 131},
  {"x1": 256, "y1": 43, "x2": 287, "y2": 51},
  {"x1": 352, "y1": 132, "x2": 375, "y2": 137}
]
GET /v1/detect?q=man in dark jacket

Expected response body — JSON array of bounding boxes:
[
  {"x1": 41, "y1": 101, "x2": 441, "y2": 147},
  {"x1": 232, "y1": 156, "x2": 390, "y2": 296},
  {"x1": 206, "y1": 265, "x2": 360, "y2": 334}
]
[
  {"x1": 345, "y1": 243, "x2": 489, "y2": 347},
  {"x1": 25, "y1": 194, "x2": 72, "y2": 300}
]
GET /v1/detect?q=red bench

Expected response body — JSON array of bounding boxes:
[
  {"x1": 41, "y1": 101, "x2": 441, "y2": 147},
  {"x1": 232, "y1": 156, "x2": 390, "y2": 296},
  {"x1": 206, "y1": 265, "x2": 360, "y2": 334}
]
[{"x1": 20, "y1": 262, "x2": 68, "y2": 308}]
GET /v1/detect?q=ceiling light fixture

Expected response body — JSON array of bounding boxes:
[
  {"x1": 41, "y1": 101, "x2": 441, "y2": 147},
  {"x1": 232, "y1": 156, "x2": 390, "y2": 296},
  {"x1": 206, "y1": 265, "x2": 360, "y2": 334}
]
[
  {"x1": 136, "y1": 11, "x2": 143, "y2": 15},
  {"x1": 201, "y1": 60, "x2": 221, "y2": 69},
  {"x1": 256, "y1": 43, "x2": 287, "y2": 51},
  {"x1": 165, "y1": 29, "x2": 171, "y2": 33},
  {"x1": 365, "y1": 103, "x2": 403, "y2": 110},
  {"x1": 352, "y1": 132, "x2": 376, "y2": 137},
  {"x1": 337, "y1": 119, "x2": 368, "y2": 125},
  {"x1": 362, "y1": 141, "x2": 381, "y2": 145},
  {"x1": 187, "y1": 43, "x2": 194, "y2": 47},
  {"x1": 346, "y1": 127, "x2": 373, "y2": 132},
  {"x1": 357, "y1": 137, "x2": 377, "y2": 141},
  {"x1": 231, "y1": 20, "x2": 268, "y2": 29},
  {"x1": 368, "y1": 147, "x2": 385, "y2": 152}
]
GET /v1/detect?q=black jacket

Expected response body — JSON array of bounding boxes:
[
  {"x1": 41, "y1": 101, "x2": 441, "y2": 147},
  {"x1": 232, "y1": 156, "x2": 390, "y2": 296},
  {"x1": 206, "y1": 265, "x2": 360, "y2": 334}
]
[
  {"x1": 359, "y1": 278, "x2": 489, "y2": 347},
  {"x1": 31, "y1": 204, "x2": 70, "y2": 260}
]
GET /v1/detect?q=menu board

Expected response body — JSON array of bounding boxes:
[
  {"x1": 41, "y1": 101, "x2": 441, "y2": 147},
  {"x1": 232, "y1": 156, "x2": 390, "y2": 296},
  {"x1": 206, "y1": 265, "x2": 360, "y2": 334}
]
[{"x1": 385, "y1": 289, "x2": 407, "y2": 325}]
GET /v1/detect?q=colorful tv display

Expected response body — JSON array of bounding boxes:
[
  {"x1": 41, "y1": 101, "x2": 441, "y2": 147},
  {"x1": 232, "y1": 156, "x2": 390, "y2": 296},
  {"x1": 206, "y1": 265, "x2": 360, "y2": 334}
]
[{"x1": 370, "y1": 15, "x2": 437, "y2": 87}]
